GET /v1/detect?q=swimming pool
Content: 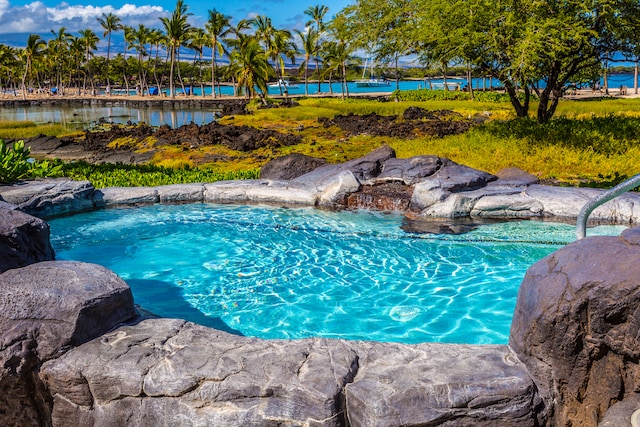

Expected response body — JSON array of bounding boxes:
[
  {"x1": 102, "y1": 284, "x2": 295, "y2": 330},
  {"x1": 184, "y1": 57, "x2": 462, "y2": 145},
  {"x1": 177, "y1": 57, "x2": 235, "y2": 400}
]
[{"x1": 48, "y1": 203, "x2": 626, "y2": 344}]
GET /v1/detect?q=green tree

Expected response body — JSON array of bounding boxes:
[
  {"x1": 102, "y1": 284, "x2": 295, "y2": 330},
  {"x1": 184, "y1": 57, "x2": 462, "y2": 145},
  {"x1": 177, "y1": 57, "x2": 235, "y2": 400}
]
[
  {"x1": 205, "y1": 9, "x2": 232, "y2": 98},
  {"x1": 417, "y1": 0, "x2": 640, "y2": 123},
  {"x1": 97, "y1": 12, "x2": 122, "y2": 92},
  {"x1": 49, "y1": 27, "x2": 72, "y2": 95},
  {"x1": 304, "y1": 5, "x2": 329, "y2": 93},
  {"x1": 129, "y1": 25, "x2": 150, "y2": 95},
  {"x1": 295, "y1": 28, "x2": 319, "y2": 95},
  {"x1": 160, "y1": 0, "x2": 193, "y2": 99},
  {"x1": 20, "y1": 34, "x2": 45, "y2": 100},
  {"x1": 188, "y1": 27, "x2": 207, "y2": 96},
  {"x1": 229, "y1": 36, "x2": 269, "y2": 100},
  {"x1": 78, "y1": 29, "x2": 99, "y2": 93}
]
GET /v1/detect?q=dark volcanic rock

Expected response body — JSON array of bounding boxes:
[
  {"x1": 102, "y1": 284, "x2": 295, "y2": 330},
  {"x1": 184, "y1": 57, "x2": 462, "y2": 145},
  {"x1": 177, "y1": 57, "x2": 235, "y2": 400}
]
[
  {"x1": 0, "y1": 261, "x2": 136, "y2": 426},
  {"x1": 260, "y1": 153, "x2": 327, "y2": 180},
  {"x1": 402, "y1": 107, "x2": 461, "y2": 121},
  {"x1": 510, "y1": 227, "x2": 640, "y2": 426},
  {"x1": 321, "y1": 111, "x2": 474, "y2": 139},
  {"x1": 0, "y1": 207, "x2": 55, "y2": 272}
]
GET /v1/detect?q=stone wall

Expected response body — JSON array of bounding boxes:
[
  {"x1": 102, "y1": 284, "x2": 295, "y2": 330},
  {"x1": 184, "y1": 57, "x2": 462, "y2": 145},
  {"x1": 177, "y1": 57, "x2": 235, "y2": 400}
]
[{"x1": 2, "y1": 151, "x2": 640, "y2": 425}]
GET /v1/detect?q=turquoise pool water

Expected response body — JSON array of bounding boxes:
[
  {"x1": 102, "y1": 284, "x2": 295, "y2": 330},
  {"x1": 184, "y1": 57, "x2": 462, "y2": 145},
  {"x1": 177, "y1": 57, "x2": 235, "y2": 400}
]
[{"x1": 48, "y1": 203, "x2": 626, "y2": 344}]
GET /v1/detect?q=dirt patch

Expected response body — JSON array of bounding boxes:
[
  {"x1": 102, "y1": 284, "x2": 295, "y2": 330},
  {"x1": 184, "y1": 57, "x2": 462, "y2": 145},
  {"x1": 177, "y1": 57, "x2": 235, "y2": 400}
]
[{"x1": 319, "y1": 108, "x2": 475, "y2": 139}]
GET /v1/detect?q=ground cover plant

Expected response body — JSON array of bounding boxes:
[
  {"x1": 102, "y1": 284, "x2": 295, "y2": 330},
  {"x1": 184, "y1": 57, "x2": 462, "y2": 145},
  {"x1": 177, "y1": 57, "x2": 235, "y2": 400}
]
[{"x1": 1, "y1": 97, "x2": 639, "y2": 188}]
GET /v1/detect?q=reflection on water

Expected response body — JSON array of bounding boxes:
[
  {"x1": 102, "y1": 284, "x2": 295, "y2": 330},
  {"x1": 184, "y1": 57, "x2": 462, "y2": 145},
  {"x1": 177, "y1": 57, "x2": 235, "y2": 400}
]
[{"x1": 0, "y1": 105, "x2": 221, "y2": 129}]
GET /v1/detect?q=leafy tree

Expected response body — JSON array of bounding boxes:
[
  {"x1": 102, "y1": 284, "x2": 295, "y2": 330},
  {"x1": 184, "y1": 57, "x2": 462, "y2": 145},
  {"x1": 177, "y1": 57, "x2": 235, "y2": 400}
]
[
  {"x1": 304, "y1": 5, "x2": 329, "y2": 92},
  {"x1": 229, "y1": 36, "x2": 269, "y2": 100},
  {"x1": 205, "y1": 9, "x2": 232, "y2": 97},
  {"x1": 78, "y1": 29, "x2": 99, "y2": 93},
  {"x1": 295, "y1": 28, "x2": 319, "y2": 95},
  {"x1": 417, "y1": 0, "x2": 640, "y2": 123},
  {"x1": 20, "y1": 34, "x2": 45, "y2": 100},
  {"x1": 97, "y1": 12, "x2": 122, "y2": 92},
  {"x1": 160, "y1": 0, "x2": 193, "y2": 98},
  {"x1": 129, "y1": 25, "x2": 150, "y2": 95}
]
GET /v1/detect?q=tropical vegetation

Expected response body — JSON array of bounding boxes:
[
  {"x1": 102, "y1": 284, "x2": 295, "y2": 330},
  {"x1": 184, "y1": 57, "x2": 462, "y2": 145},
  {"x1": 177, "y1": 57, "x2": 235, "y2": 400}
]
[{"x1": 0, "y1": 0, "x2": 637, "y2": 120}]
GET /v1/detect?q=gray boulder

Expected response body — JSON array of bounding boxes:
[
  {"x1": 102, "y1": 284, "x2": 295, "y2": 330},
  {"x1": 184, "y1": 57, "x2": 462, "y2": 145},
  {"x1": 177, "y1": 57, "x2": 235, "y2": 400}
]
[
  {"x1": 494, "y1": 167, "x2": 539, "y2": 186},
  {"x1": 260, "y1": 153, "x2": 327, "y2": 180},
  {"x1": 0, "y1": 207, "x2": 55, "y2": 272},
  {"x1": 294, "y1": 144, "x2": 395, "y2": 185},
  {"x1": 41, "y1": 318, "x2": 359, "y2": 427},
  {"x1": 345, "y1": 342, "x2": 542, "y2": 427},
  {"x1": 0, "y1": 261, "x2": 136, "y2": 426},
  {"x1": 0, "y1": 178, "x2": 95, "y2": 218},
  {"x1": 376, "y1": 155, "x2": 444, "y2": 185},
  {"x1": 510, "y1": 227, "x2": 640, "y2": 426}
]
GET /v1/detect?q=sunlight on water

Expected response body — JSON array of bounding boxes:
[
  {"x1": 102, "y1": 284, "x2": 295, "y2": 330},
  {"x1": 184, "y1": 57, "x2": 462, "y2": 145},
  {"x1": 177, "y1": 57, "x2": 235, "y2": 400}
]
[{"x1": 48, "y1": 203, "x2": 627, "y2": 344}]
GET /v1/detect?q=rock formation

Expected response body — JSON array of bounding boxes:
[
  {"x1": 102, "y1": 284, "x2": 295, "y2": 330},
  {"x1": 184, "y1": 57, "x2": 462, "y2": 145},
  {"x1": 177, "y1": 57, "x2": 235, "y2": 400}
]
[
  {"x1": 0, "y1": 261, "x2": 136, "y2": 425},
  {"x1": 3, "y1": 146, "x2": 640, "y2": 226},
  {"x1": 2, "y1": 149, "x2": 640, "y2": 426},
  {"x1": 0, "y1": 203, "x2": 55, "y2": 272},
  {"x1": 510, "y1": 227, "x2": 640, "y2": 426}
]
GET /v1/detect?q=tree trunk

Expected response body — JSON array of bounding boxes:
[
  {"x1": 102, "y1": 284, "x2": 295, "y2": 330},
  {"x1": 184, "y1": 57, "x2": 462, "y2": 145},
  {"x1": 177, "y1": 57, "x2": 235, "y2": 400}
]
[
  {"x1": 504, "y1": 81, "x2": 529, "y2": 118},
  {"x1": 537, "y1": 86, "x2": 562, "y2": 123},
  {"x1": 466, "y1": 61, "x2": 474, "y2": 100},
  {"x1": 635, "y1": 60, "x2": 638, "y2": 95}
]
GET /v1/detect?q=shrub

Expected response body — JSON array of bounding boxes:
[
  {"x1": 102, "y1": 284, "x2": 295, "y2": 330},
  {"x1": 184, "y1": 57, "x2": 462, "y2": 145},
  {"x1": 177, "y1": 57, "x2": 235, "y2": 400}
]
[
  {"x1": 0, "y1": 139, "x2": 31, "y2": 183},
  {"x1": 0, "y1": 139, "x2": 64, "y2": 184}
]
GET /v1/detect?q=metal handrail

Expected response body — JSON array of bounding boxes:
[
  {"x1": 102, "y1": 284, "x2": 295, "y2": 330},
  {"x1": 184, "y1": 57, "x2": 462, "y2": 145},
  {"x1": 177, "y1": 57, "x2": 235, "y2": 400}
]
[{"x1": 576, "y1": 173, "x2": 640, "y2": 239}]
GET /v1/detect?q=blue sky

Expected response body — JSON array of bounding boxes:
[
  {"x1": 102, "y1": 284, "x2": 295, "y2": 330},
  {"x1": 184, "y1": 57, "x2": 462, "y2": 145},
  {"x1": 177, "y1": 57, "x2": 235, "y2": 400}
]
[{"x1": 0, "y1": 0, "x2": 353, "y2": 42}]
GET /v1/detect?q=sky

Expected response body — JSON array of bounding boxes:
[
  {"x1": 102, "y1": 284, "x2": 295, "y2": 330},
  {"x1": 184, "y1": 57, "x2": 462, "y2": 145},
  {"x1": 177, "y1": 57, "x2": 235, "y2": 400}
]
[{"x1": 0, "y1": 0, "x2": 354, "y2": 46}]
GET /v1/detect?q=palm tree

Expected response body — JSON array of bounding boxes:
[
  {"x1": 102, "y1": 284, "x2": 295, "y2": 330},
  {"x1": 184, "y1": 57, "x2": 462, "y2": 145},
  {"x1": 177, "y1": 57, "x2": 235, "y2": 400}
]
[
  {"x1": 68, "y1": 37, "x2": 86, "y2": 95},
  {"x1": 78, "y1": 29, "x2": 99, "y2": 94},
  {"x1": 252, "y1": 15, "x2": 275, "y2": 55},
  {"x1": 188, "y1": 27, "x2": 207, "y2": 96},
  {"x1": 148, "y1": 29, "x2": 164, "y2": 90},
  {"x1": 326, "y1": 13, "x2": 355, "y2": 98},
  {"x1": 160, "y1": 0, "x2": 192, "y2": 99},
  {"x1": 130, "y1": 24, "x2": 150, "y2": 95},
  {"x1": 20, "y1": 34, "x2": 45, "y2": 100},
  {"x1": 295, "y1": 28, "x2": 318, "y2": 95},
  {"x1": 49, "y1": 27, "x2": 71, "y2": 95},
  {"x1": 304, "y1": 4, "x2": 329, "y2": 92},
  {"x1": 0, "y1": 45, "x2": 18, "y2": 96},
  {"x1": 97, "y1": 12, "x2": 122, "y2": 93},
  {"x1": 229, "y1": 36, "x2": 269, "y2": 100},
  {"x1": 270, "y1": 29, "x2": 297, "y2": 95},
  {"x1": 122, "y1": 26, "x2": 134, "y2": 95},
  {"x1": 205, "y1": 9, "x2": 231, "y2": 98}
]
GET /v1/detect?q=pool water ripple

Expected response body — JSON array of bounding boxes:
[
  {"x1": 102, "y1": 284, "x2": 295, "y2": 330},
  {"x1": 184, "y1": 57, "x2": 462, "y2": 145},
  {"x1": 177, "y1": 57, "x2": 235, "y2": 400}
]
[{"x1": 48, "y1": 203, "x2": 627, "y2": 344}]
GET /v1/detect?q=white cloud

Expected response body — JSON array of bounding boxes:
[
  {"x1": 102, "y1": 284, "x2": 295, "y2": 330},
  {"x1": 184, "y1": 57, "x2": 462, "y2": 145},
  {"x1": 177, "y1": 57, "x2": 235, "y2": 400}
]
[
  {"x1": 0, "y1": 0, "x2": 167, "y2": 34},
  {"x1": 0, "y1": 0, "x2": 9, "y2": 18}
]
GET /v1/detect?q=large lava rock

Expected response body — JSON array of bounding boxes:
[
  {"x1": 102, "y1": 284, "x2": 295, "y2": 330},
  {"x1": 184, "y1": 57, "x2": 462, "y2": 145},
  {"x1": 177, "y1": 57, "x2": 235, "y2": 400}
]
[
  {"x1": 510, "y1": 227, "x2": 640, "y2": 426},
  {"x1": 0, "y1": 261, "x2": 136, "y2": 426},
  {"x1": 260, "y1": 153, "x2": 327, "y2": 180},
  {"x1": 0, "y1": 205, "x2": 55, "y2": 272}
]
